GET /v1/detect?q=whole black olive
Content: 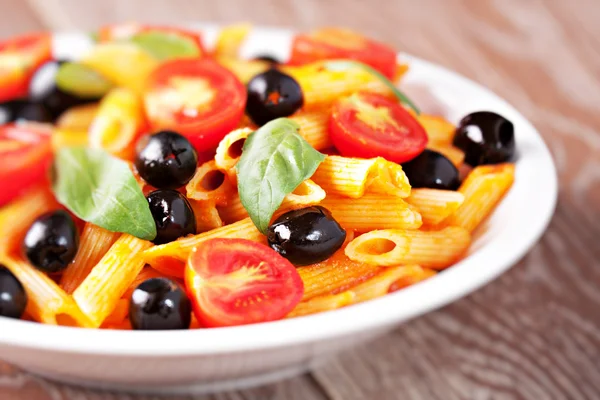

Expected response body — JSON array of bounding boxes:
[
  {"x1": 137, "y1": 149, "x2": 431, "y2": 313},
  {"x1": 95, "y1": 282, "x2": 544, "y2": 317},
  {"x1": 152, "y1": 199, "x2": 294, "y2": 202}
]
[
  {"x1": 23, "y1": 210, "x2": 79, "y2": 273},
  {"x1": 246, "y1": 69, "x2": 304, "y2": 126},
  {"x1": 146, "y1": 190, "x2": 196, "y2": 245},
  {"x1": 129, "y1": 278, "x2": 191, "y2": 330},
  {"x1": 0, "y1": 265, "x2": 27, "y2": 319},
  {"x1": 135, "y1": 130, "x2": 198, "y2": 190},
  {"x1": 14, "y1": 101, "x2": 53, "y2": 123},
  {"x1": 253, "y1": 54, "x2": 281, "y2": 65},
  {"x1": 402, "y1": 149, "x2": 460, "y2": 190},
  {"x1": 267, "y1": 206, "x2": 346, "y2": 266},
  {"x1": 453, "y1": 111, "x2": 515, "y2": 166},
  {"x1": 0, "y1": 99, "x2": 26, "y2": 124}
]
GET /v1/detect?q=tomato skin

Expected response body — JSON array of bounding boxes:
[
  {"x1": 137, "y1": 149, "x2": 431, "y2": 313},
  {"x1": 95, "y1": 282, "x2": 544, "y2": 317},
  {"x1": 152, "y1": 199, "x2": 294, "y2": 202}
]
[
  {"x1": 144, "y1": 59, "x2": 246, "y2": 152},
  {"x1": 0, "y1": 124, "x2": 53, "y2": 206},
  {"x1": 329, "y1": 92, "x2": 428, "y2": 164},
  {"x1": 0, "y1": 33, "x2": 52, "y2": 102},
  {"x1": 289, "y1": 28, "x2": 397, "y2": 79},
  {"x1": 98, "y1": 23, "x2": 206, "y2": 55},
  {"x1": 185, "y1": 239, "x2": 304, "y2": 327}
]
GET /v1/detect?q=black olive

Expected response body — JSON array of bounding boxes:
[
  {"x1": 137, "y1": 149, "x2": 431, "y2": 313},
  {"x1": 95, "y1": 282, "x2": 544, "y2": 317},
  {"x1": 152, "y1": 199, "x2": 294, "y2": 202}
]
[
  {"x1": 29, "y1": 60, "x2": 96, "y2": 119},
  {"x1": 0, "y1": 99, "x2": 26, "y2": 124},
  {"x1": 129, "y1": 278, "x2": 191, "y2": 330},
  {"x1": 253, "y1": 54, "x2": 281, "y2": 65},
  {"x1": 0, "y1": 265, "x2": 27, "y2": 319},
  {"x1": 267, "y1": 206, "x2": 346, "y2": 266},
  {"x1": 14, "y1": 101, "x2": 54, "y2": 123},
  {"x1": 22, "y1": 210, "x2": 79, "y2": 273},
  {"x1": 246, "y1": 69, "x2": 303, "y2": 126},
  {"x1": 402, "y1": 149, "x2": 460, "y2": 190},
  {"x1": 135, "y1": 130, "x2": 198, "y2": 190},
  {"x1": 146, "y1": 190, "x2": 196, "y2": 245},
  {"x1": 453, "y1": 111, "x2": 515, "y2": 166}
]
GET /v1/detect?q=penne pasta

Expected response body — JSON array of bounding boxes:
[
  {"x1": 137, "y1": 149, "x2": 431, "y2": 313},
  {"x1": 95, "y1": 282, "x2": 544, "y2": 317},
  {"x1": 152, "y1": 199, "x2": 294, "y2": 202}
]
[
  {"x1": 0, "y1": 186, "x2": 58, "y2": 257},
  {"x1": 189, "y1": 199, "x2": 224, "y2": 232},
  {"x1": 406, "y1": 189, "x2": 465, "y2": 226},
  {"x1": 56, "y1": 103, "x2": 99, "y2": 131},
  {"x1": 100, "y1": 298, "x2": 129, "y2": 327},
  {"x1": 311, "y1": 155, "x2": 410, "y2": 198},
  {"x1": 60, "y1": 223, "x2": 121, "y2": 294},
  {"x1": 446, "y1": 163, "x2": 515, "y2": 232},
  {"x1": 51, "y1": 128, "x2": 89, "y2": 150},
  {"x1": 427, "y1": 143, "x2": 465, "y2": 167},
  {"x1": 1, "y1": 256, "x2": 93, "y2": 327},
  {"x1": 345, "y1": 227, "x2": 471, "y2": 269},
  {"x1": 217, "y1": 58, "x2": 270, "y2": 84},
  {"x1": 186, "y1": 160, "x2": 236, "y2": 205},
  {"x1": 417, "y1": 114, "x2": 456, "y2": 145},
  {"x1": 72, "y1": 234, "x2": 152, "y2": 328},
  {"x1": 214, "y1": 127, "x2": 252, "y2": 183},
  {"x1": 320, "y1": 193, "x2": 422, "y2": 231},
  {"x1": 213, "y1": 23, "x2": 252, "y2": 58},
  {"x1": 143, "y1": 217, "x2": 265, "y2": 277},
  {"x1": 289, "y1": 109, "x2": 333, "y2": 150},
  {"x1": 122, "y1": 266, "x2": 168, "y2": 300}
]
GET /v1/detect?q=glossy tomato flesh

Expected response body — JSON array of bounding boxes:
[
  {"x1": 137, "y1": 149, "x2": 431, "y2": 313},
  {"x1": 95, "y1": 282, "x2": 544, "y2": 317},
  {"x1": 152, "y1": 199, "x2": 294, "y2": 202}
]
[
  {"x1": 144, "y1": 59, "x2": 246, "y2": 152},
  {"x1": 185, "y1": 238, "x2": 304, "y2": 327},
  {"x1": 329, "y1": 92, "x2": 428, "y2": 163},
  {"x1": 289, "y1": 28, "x2": 397, "y2": 79},
  {"x1": 0, "y1": 34, "x2": 52, "y2": 102},
  {"x1": 0, "y1": 124, "x2": 53, "y2": 206}
]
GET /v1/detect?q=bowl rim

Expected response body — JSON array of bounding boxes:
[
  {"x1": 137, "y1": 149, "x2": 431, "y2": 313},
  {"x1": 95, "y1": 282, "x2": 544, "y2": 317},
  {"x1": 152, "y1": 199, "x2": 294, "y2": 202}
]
[{"x1": 0, "y1": 25, "x2": 558, "y2": 357}]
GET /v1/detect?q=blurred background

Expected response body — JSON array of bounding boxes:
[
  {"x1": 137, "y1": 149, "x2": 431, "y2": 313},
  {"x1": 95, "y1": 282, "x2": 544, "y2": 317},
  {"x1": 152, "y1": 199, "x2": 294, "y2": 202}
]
[{"x1": 2, "y1": 0, "x2": 600, "y2": 399}]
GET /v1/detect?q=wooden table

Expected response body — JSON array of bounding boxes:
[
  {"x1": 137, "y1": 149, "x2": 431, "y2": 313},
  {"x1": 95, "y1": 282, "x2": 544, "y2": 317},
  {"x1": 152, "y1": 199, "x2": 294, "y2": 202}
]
[{"x1": 1, "y1": 0, "x2": 599, "y2": 398}]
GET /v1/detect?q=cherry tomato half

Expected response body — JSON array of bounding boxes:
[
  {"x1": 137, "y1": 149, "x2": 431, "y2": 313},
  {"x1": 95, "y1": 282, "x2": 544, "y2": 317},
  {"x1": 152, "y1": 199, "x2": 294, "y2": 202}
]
[
  {"x1": 329, "y1": 92, "x2": 428, "y2": 163},
  {"x1": 185, "y1": 238, "x2": 304, "y2": 327},
  {"x1": 0, "y1": 33, "x2": 52, "y2": 102},
  {"x1": 98, "y1": 23, "x2": 206, "y2": 55},
  {"x1": 0, "y1": 124, "x2": 53, "y2": 206},
  {"x1": 289, "y1": 28, "x2": 397, "y2": 79},
  {"x1": 144, "y1": 59, "x2": 246, "y2": 152}
]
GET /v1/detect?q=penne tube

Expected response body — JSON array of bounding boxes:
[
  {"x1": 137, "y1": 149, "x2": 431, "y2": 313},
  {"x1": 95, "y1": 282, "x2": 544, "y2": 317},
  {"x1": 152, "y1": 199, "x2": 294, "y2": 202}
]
[
  {"x1": 143, "y1": 218, "x2": 265, "y2": 277},
  {"x1": 0, "y1": 186, "x2": 58, "y2": 257},
  {"x1": 72, "y1": 234, "x2": 152, "y2": 328},
  {"x1": 217, "y1": 58, "x2": 270, "y2": 84},
  {"x1": 51, "y1": 128, "x2": 89, "y2": 150},
  {"x1": 289, "y1": 109, "x2": 333, "y2": 150},
  {"x1": 1, "y1": 256, "x2": 93, "y2": 327},
  {"x1": 186, "y1": 160, "x2": 236, "y2": 205},
  {"x1": 60, "y1": 223, "x2": 121, "y2": 294},
  {"x1": 189, "y1": 199, "x2": 224, "y2": 233},
  {"x1": 311, "y1": 156, "x2": 410, "y2": 198},
  {"x1": 446, "y1": 163, "x2": 515, "y2": 232},
  {"x1": 100, "y1": 298, "x2": 129, "y2": 327},
  {"x1": 320, "y1": 193, "x2": 422, "y2": 231},
  {"x1": 56, "y1": 103, "x2": 99, "y2": 131},
  {"x1": 287, "y1": 292, "x2": 355, "y2": 317},
  {"x1": 406, "y1": 189, "x2": 465, "y2": 226},
  {"x1": 417, "y1": 114, "x2": 456, "y2": 145},
  {"x1": 122, "y1": 266, "x2": 170, "y2": 300},
  {"x1": 214, "y1": 127, "x2": 252, "y2": 183},
  {"x1": 427, "y1": 143, "x2": 465, "y2": 167},
  {"x1": 213, "y1": 23, "x2": 252, "y2": 58},
  {"x1": 345, "y1": 227, "x2": 471, "y2": 269}
]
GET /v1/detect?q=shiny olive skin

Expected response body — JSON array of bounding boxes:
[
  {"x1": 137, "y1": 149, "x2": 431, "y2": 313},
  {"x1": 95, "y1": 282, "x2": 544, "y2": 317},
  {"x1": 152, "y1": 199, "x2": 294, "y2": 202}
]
[
  {"x1": 0, "y1": 99, "x2": 25, "y2": 124},
  {"x1": 267, "y1": 206, "x2": 346, "y2": 266},
  {"x1": 29, "y1": 60, "x2": 96, "y2": 119},
  {"x1": 22, "y1": 210, "x2": 79, "y2": 273},
  {"x1": 253, "y1": 54, "x2": 281, "y2": 64},
  {"x1": 453, "y1": 111, "x2": 516, "y2": 166},
  {"x1": 0, "y1": 99, "x2": 53, "y2": 123},
  {"x1": 402, "y1": 149, "x2": 460, "y2": 190},
  {"x1": 246, "y1": 69, "x2": 304, "y2": 126},
  {"x1": 0, "y1": 265, "x2": 27, "y2": 319},
  {"x1": 129, "y1": 278, "x2": 191, "y2": 330},
  {"x1": 135, "y1": 130, "x2": 198, "y2": 190},
  {"x1": 146, "y1": 190, "x2": 197, "y2": 245}
]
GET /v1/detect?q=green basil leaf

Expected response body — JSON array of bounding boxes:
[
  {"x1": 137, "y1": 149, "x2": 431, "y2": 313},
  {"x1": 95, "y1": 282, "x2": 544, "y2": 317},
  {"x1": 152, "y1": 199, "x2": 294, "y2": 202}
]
[
  {"x1": 130, "y1": 31, "x2": 201, "y2": 60},
  {"x1": 236, "y1": 118, "x2": 326, "y2": 234},
  {"x1": 323, "y1": 60, "x2": 421, "y2": 115},
  {"x1": 52, "y1": 147, "x2": 157, "y2": 241},
  {"x1": 55, "y1": 62, "x2": 113, "y2": 99}
]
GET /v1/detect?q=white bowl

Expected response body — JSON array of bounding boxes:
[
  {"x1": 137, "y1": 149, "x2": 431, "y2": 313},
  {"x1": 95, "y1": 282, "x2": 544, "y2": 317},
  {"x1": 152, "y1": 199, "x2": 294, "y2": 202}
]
[{"x1": 0, "y1": 25, "x2": 557, "y2": 394}]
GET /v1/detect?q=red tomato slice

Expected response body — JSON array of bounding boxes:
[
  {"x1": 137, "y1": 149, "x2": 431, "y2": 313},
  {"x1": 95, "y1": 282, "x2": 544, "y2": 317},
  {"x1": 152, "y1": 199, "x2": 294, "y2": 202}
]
[
  {"x1": 329, "y1": 92, "x2": 428, "y2": 163},
  {"x1": 98, "y1": 23, "x2": 206, "y2": 55},
  {"x1": 185, "y1": 239, "x2": 304, "y2": 327},
  {"x1": 144, "y1": 59, "x2": 246, "y2": 152},
  {"x1": 289, "y1": 28, "x2": 397, "y2": 79},
  {"x1": 0, "y1": 33, "x2": 52, "y2": 102},
  {"x1": 0, "y1": 124, "x2": 53, "y2": 206}
]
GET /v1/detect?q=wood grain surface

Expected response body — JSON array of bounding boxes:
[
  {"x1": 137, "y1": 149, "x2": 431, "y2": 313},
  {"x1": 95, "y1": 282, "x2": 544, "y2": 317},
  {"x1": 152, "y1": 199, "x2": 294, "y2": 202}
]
[{"x1": 1, "y1": 0, "x2": 599, "y2": 398}]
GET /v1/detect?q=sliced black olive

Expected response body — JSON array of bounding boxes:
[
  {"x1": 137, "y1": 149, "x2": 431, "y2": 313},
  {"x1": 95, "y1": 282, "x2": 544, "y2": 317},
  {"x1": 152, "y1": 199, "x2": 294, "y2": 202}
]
[
  {"x1": 22, "y1": 210, "x2": 79, "y2": 273},
  {"x1": 246, "y1": 69, "x2": 303, "y2": 126},
  {"x1": 129, "y1": 278, "x2": 191, "y2": 330},
  {"x1": 146, "y1": 190, "x2": 196, "y2": 245},
  {"x1": 0, "y1": 265, "x2": 27, "y2": 319},
  {"x1": 453, "y1": 111, "x2": 515, "y2": 166},
  {"x1": 267, "y1": 206, "x2": 346, "y2": 266},
  {"x1": 253, "y1": 54, "x2": 281, "y2": 65},
  {"x1": 402, "y1": 149, "x2": 460, "y2": 190},
  {"x1": 135, "y1": 130, "x2": 198, "y2": 190}
]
